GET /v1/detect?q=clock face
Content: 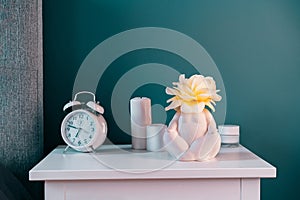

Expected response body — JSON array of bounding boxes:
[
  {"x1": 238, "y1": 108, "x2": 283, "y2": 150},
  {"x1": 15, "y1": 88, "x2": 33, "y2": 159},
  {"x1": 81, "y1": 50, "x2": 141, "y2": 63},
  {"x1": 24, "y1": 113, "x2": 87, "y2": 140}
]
[{"x1": 63, "y1": 110, "x2": 96, "y2": 147}]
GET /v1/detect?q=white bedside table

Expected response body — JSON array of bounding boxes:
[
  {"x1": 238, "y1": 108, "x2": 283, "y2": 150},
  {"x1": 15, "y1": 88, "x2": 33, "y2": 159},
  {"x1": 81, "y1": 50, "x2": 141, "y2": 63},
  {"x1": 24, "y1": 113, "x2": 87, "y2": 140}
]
[{"x1": 29, "y1": 145, "x2": 276, "y2": 200}]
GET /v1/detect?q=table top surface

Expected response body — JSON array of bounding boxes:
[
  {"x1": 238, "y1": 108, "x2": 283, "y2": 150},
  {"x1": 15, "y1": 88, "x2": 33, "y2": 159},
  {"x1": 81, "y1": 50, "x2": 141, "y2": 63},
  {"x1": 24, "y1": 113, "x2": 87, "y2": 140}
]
[{"x1": 29, "y1": 145, "x2": 276, "y2": 181}]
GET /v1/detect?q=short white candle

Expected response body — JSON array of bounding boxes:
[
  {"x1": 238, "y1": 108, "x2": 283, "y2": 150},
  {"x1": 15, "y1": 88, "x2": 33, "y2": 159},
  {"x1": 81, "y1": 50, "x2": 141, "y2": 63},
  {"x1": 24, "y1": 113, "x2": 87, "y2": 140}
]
[{"x1": 146, "y1": 124, "x2": 166, "y2": 152}]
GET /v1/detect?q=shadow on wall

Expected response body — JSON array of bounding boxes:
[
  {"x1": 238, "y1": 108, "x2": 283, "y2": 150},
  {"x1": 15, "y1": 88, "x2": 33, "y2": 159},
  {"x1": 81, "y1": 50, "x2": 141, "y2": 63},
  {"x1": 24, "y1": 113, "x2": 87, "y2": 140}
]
[{"x1": 0, "y1": 164, "x2": 33, "y2": 200}]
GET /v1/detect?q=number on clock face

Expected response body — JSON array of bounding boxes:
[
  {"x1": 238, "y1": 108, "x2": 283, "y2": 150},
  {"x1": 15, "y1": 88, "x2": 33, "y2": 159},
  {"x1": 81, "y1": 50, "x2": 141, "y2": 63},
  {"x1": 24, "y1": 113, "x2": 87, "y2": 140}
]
[{"x1": 64, "y1": 111, "x2": 96, "y2": 146}]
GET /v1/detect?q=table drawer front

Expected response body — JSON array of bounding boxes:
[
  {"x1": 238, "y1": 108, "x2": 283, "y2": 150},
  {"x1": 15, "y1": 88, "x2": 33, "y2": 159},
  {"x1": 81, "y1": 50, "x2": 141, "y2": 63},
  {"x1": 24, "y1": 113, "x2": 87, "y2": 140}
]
[{"x1": 46, "y1": 179, "x2": 240, "y2": 200}]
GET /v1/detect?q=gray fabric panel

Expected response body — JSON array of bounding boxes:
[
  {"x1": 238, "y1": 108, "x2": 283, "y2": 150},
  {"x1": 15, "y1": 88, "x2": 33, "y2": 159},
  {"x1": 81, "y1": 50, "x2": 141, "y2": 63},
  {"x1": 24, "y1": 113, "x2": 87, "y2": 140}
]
[
  {"x1": 0, "y1": 0, "x2": 40, "y2": 70},
  {"x1": 0, "y1": 68, "x2": 42, "y2": 175},
  {"x1": 0, "y1": 1, "x2": 43, "y2": 197}
]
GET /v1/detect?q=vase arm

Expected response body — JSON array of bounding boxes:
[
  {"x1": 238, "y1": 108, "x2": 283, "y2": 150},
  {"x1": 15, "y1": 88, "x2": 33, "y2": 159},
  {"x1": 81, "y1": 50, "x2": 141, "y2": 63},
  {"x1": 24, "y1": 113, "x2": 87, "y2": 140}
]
[
  {"x1": 163, "y1": 128, "x2": 189, "y2": 159},
  {"x1": 204, "y1": 109, "x2": 218, "y2": 134},
  {"x1": 167, "y1": 111, "x2": 181, "y2": 132}
]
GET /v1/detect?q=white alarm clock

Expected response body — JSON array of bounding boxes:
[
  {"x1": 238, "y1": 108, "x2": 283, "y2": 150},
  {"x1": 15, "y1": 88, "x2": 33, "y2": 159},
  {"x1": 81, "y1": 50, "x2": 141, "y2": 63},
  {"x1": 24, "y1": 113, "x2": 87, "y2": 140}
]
[{"x1": 61, "y1": 91, "x2": 107, "y2": 152}]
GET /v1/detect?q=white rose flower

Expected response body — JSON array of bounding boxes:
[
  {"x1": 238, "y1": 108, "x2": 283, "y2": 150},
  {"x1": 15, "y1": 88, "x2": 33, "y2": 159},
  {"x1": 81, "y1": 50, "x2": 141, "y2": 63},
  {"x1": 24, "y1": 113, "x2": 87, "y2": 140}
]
[{"x1": 165, "y1": 74, "x2": 222, "y2": 112}]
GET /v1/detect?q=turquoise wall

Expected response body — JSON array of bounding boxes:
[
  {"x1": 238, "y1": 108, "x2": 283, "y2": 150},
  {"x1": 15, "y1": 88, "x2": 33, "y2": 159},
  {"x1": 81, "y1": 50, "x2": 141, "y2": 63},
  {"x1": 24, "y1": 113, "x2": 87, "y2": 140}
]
[{"x1": 43, "y1": 0, "x2": 300, "y2": 199}]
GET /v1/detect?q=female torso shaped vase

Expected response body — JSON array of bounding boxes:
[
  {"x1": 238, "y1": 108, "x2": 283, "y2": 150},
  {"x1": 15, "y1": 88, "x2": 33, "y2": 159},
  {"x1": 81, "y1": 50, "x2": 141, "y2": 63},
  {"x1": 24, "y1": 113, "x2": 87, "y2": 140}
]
[
  {"x1": 164, "y1": 103, "x2": 221, "y2": 161},
  {"x1": 178, "y1": 104, "x2": 207, "y2": 145},
  {"x1": 163, "y1": 74, "x2": 222, "y2": 161}
]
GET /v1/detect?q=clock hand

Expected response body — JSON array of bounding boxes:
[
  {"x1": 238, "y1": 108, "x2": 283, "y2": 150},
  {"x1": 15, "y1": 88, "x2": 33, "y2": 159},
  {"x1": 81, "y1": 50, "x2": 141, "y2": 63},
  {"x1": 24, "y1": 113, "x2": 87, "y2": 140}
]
[
  {"x1": 78, "y1": 121, "x2": 92, "y2": 134},
  {"x1": 67, "y1": 124, "x2": 79, "y2": 129},
  {"x1": 75, "y1": 128, "x2": 82, "y2": 138},
  {"x1": 80, "y1": 127, "x2": 90, "y2": 134}
]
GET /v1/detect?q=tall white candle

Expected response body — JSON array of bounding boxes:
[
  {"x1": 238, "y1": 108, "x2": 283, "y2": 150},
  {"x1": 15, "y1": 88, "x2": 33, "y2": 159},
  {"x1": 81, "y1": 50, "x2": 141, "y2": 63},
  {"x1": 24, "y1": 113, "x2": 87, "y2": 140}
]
[{"x1": 130, "y1": 97, "x2": 152, "y2": 150}]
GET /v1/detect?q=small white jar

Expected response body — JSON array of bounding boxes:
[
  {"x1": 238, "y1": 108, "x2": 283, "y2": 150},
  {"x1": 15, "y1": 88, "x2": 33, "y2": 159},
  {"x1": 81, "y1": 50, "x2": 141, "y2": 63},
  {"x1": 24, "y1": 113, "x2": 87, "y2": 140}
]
[{"x1": 218, "y1": 125, "x2": 240, "y2": 147}]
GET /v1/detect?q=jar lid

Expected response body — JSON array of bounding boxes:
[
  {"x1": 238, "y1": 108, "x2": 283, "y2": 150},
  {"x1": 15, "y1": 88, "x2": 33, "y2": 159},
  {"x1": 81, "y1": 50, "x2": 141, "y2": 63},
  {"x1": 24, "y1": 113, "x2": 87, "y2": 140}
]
[{"x1": 218, "y1": 125, "x2": 239, "y2": 136}]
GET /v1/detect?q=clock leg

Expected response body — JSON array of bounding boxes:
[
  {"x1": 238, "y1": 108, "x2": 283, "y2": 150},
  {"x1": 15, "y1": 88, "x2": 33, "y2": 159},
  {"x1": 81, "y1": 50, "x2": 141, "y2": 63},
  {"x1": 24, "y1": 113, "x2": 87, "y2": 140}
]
[
  {"x1": 63, "y1": 146, "x2": 70, "y2": 153},
  {"x1": 90, "y1": 146, "x2": 96, "y2": 153}
]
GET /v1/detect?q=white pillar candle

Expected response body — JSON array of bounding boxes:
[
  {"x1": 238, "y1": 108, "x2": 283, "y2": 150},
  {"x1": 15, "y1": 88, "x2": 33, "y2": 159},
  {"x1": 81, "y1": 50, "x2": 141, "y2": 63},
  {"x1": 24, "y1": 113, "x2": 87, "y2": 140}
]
[
  {"x1": 130, "y1": 97, "x2": 152, "y2": 150},
  {"x1": 146, "y1": 124, "x2": 166, "y2": 152}
]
